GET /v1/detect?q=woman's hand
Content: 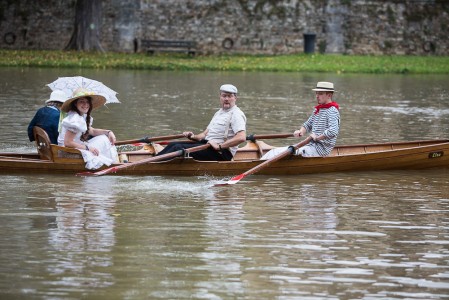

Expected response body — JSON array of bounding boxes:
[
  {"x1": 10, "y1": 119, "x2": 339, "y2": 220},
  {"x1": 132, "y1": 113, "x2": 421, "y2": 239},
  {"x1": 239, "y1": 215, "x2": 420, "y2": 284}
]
[
  {"x1": 86, "y1": 145, "x2": 99, "y2": 156},
  {"x1": 107, "y1": 131, "x2": 116, "y2": 145}
]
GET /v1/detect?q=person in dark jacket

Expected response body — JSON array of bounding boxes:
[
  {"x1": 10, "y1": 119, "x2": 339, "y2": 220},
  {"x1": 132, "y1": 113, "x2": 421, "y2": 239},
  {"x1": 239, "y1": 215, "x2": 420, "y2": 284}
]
[{"x1": 28, "y1": 90, "x2": 68, "y2": 144}]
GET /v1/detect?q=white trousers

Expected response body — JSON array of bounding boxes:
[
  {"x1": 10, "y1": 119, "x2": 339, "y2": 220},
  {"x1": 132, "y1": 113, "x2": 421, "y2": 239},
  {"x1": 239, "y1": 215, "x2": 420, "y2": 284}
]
[{"x1": 261, "y1": 145, "x2": 319, "y2": 160}]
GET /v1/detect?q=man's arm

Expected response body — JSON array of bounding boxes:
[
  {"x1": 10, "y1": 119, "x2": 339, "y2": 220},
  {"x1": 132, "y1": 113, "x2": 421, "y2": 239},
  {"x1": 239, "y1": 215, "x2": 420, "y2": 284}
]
[
  {"x1": 184, "y1": 129, "x2": 208, "y2": 141},
  {"x1": 208, "y1": 130, "x2": 246, "y2": 151}
]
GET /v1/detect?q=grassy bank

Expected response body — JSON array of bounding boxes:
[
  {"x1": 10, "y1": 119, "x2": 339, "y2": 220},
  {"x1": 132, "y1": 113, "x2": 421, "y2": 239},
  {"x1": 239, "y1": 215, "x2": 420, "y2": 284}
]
[{"x1": 1, "y1": 49, "x2": 448, "y2": 74}]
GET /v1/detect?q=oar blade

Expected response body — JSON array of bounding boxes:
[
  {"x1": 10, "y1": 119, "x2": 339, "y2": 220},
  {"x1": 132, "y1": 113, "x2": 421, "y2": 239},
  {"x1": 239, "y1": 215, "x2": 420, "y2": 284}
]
[
  {"x1": 214, "y1": 173, "x2": 246, "y2": 186},
  {"x1": 216, "y1": 136, "x2": 313, "y2": 186},
  {"x1": 76, "y1": 166, "x2": 118, "y2": 177},
  {"x1": 76, "y1": 171, "x2": 96, "y2": 176}
]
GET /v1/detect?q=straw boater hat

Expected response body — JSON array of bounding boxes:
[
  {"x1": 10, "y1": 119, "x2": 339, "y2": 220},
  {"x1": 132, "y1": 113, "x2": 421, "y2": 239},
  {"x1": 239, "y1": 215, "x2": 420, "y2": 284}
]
[
  {"x1": 45, "y1": 90, "x2": 68, "y2": 104},
  {"x1": 312, "y1": 82, "x2": 335, "y2": 92},
  {"x1": 61, "y1": 87, "x2": 107, "y2": 113}
]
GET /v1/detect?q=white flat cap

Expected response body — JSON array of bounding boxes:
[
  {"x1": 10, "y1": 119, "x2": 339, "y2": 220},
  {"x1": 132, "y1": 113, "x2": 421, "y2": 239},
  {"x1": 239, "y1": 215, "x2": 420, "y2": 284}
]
[{"x1": 220, "y1": 84, "x2": 238, "y2": 94}]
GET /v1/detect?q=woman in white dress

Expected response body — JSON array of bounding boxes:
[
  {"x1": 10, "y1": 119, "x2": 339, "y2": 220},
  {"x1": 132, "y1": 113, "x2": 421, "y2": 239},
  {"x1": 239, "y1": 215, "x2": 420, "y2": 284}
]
[{"x1": 57, "y1": 88, "x2": 118, "y2": 170}]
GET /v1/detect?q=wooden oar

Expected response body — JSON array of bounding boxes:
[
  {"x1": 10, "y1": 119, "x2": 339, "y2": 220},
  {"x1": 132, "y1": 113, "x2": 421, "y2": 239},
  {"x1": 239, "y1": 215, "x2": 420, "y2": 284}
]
[
  {"x1": 115, "y1": 134, "x2": 185, "y2": 146},
  {"x1": 84, "y1": 132, "x2": 293, "y2": 176},
  {"x1": 141, "y1": 133, "x2": 295, "y2": 147},
  {"x1": 216, "y1": 136, "x2": 313, "y2": 186},
  {"x1": 246, "y1": 133, "x2": 293, "y2": 141},
  {"x1": 77, "y1": 143, "x2": 210, "y2": 177},
  {"x1": 154, "y1": 133, "x2": 295, "y2": 145}
]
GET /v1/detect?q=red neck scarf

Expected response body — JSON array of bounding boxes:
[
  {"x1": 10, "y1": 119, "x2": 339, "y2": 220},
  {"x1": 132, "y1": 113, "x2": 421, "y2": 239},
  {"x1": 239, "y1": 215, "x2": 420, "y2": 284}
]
[{"x1": 314, "y1": 102, "x2": 340, "y2": 114}]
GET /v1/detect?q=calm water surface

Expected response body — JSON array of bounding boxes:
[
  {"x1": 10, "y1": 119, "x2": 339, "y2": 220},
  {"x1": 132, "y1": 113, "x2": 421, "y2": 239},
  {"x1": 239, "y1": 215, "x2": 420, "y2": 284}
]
[{"x1": 0, "y1": 68, "x2": 448, "y2": 299}]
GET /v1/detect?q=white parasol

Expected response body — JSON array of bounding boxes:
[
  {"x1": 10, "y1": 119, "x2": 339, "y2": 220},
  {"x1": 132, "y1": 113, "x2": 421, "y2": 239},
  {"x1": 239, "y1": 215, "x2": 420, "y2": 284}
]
[{"x1": 47, "y1": 76, "x2": 120, "y2": 104}]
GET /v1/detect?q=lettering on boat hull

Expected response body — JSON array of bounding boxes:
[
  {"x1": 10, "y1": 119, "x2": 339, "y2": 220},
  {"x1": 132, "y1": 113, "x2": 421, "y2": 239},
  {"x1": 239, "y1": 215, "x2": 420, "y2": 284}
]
[{"x1": 429, "y1": 151, "x2": 444, "y2": 159}]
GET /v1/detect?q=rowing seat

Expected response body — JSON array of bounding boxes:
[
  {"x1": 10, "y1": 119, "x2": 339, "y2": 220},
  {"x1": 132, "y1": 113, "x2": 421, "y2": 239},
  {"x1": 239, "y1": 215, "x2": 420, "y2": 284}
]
[
  {"x1": 33, "y1": 126, "x2": 83, "y2": 162},
  {"x1": 33, "y1": 126, "x2": 54, "y2": 161},
  {"x1": 233, "y1": 140, "x2": 275, "y2": 161},
  {"x1": 119, "y1": 143, "x2": 163, "y2": 163}
]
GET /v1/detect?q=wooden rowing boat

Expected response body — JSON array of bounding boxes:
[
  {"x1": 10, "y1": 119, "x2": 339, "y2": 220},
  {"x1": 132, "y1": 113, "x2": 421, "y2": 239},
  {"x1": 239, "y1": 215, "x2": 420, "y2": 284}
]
[{"x1": 0, "y1": 127, "x2": 448, "y2": 176}]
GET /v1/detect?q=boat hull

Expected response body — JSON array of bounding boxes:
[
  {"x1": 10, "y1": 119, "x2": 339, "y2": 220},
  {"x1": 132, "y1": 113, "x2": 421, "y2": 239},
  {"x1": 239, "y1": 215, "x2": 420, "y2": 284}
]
[{"x1": 1, "y1": 140, "x2": 448, "y2": 176}]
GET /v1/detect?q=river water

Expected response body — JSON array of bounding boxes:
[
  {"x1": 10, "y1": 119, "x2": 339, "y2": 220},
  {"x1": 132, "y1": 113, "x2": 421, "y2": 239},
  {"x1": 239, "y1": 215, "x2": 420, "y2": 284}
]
[{"x1": 0, "y1": 67, "x2": 448, "y2": 299}]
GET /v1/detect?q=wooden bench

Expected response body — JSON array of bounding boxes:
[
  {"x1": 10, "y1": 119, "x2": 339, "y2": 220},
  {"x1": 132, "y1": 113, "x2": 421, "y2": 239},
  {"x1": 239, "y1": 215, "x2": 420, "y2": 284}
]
[
  {"x1": 141, "y1": 39, "x2": 197, "y2": 56},
  {"x1": 33, "y1": 126, "x2": 83, "y2": 163},
  {"x1": 233, "y1": 140, "x2": 275, "y2": 161}
]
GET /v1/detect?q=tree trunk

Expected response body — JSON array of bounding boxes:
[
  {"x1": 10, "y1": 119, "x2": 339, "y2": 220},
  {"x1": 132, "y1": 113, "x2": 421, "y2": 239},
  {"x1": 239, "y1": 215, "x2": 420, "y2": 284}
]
[{"x1": 65, "y1": 0, "x2": 104, "y2": 52}]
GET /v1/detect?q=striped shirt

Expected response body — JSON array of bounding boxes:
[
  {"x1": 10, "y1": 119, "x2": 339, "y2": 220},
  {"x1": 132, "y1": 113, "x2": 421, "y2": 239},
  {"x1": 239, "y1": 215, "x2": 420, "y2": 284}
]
[{"x1": 302, "y1": 106, "x2": 340, "y2": 156}]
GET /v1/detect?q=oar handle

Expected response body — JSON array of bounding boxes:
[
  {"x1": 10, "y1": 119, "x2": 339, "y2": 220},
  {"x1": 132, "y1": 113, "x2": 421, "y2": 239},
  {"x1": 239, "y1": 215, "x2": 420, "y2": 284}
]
[
  {"x1": 246, "y1": 133, "x2": 294, "y2": 142},
  {"x1": 115, "y1": 134, "x2": 185, "y2": 146}
]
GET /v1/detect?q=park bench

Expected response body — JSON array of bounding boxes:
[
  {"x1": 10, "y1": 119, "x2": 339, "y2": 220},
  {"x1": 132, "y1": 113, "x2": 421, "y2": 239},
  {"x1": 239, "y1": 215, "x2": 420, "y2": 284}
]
[{"x1": 141, "y1": 39, "x2": 197, "y2": 56}]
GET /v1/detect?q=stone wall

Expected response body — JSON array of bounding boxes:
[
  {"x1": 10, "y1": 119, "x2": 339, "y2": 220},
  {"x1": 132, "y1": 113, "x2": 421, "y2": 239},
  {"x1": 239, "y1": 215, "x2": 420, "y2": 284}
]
[
  {"x1": 0, "y1": 0, "x2": 448, "y2": 55},
  {"x1": 0, "y1": 0, "x2": 75, "y2": 50}
]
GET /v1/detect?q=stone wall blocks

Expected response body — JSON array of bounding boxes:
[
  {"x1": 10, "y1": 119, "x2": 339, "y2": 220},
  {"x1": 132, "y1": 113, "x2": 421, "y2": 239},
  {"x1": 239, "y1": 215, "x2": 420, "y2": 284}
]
[{"x1": 0, "y1": 0, "x2": 447, "y2": 55}]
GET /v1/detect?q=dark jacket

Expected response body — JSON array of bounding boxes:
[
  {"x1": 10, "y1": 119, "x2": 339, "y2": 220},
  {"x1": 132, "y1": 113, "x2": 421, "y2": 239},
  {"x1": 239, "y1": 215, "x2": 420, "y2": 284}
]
[{"x1": 27, "y1": 106, "x2": 60, "y2": 144}]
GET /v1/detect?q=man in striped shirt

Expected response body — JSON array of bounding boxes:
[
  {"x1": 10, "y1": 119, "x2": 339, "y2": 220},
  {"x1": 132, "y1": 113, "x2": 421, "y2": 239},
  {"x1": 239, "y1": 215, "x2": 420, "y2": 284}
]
[{"x1": 262, "y1": 81, "x2": 340, "y2": 159}]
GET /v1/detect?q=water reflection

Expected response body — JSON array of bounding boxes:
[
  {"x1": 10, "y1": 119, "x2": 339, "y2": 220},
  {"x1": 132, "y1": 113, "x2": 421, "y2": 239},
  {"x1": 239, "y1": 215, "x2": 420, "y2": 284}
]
[
  {"x1": 0, "y1": 169, "x2": 447, "y2": 298},
  {"x1": 46, "y1": 178, "x2": 118, "y2": 290},
  {"x1": 199, "y1": 172, "x2": 449, "y2": 298},
  {"x1": 207, "y1": 184, "x2": 342, "y2": 297}
]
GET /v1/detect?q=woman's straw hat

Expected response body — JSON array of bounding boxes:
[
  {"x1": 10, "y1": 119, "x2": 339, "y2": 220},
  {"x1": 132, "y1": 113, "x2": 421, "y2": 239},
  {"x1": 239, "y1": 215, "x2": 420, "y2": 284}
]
[{"x1": 61, "y1": 88, "x2": 106, "y2": 112}]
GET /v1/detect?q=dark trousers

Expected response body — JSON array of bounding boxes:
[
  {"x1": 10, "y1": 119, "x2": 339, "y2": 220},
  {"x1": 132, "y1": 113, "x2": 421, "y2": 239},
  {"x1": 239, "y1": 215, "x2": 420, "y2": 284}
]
[{"x1": 156, "y1": 141, "x2": 233, "y2": 161}]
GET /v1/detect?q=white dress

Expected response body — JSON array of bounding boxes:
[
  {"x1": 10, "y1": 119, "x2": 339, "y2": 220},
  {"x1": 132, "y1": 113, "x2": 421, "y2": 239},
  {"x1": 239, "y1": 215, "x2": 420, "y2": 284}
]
[{"x1": 58, "y1": 111, "x2": 118, "y2": 170}]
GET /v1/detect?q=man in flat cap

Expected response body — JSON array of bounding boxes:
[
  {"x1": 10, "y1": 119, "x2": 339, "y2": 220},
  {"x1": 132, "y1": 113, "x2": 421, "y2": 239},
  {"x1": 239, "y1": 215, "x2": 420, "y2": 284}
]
[{"x1": 156, "y1": 84, "x2": 247, "y2": 161}]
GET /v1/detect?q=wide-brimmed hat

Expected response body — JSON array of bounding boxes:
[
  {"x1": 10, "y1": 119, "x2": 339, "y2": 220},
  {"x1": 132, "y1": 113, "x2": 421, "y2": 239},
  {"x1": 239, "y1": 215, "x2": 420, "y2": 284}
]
[
  {"x1": 220, "y1": 84, "x2": 238, "y2": 94},
  {"x1": 312, "y1": 82, "x2": 335, "y2": 92},
  {"x1": 45, "y1": 90, "x2": 68, "y2": 104},
  {"x1": 61, "y1": 87, "x2": 107, "y2": 113}
]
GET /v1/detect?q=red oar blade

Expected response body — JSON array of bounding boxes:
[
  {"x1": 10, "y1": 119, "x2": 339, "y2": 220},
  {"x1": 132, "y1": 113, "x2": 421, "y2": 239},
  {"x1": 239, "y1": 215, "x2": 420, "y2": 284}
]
[
  {"x1": 76, "y1": 166, "x2": 119, "y2": 177},
  {"x1": 215, "y1": 136, "x2": 313, "y2": 186},
  {"x1": 76, "y1": 171, "x2": 96, "y2": 176},
  {"x1": 214, "y1": 173, "x2": 246, "y2": 186}
]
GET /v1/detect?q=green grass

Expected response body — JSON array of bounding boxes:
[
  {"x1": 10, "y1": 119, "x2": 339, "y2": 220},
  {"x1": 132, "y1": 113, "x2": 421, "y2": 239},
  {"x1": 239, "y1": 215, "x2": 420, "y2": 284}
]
[{"x1": 1, "y1": 49, "x2": 449, "y2": 74}]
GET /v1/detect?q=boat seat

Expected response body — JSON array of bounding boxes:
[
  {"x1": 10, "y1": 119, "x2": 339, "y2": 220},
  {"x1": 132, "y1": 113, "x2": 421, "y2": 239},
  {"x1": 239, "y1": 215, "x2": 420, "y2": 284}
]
[
  {"x1": 33, "y1": 126, "x2": 83, "y2": 162},
  {"x1": 33, "y1": 126, "x2": 54, "y2": 161},
  {"x1": 256, "y1": 140, "x2": 274, "y2": 157},
  {"x1": 52, "y1": 145, "x2": 83, "y2": 163},
  {"x1": 234, "y1": 140, "x2": 275, "y2": 161}
]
